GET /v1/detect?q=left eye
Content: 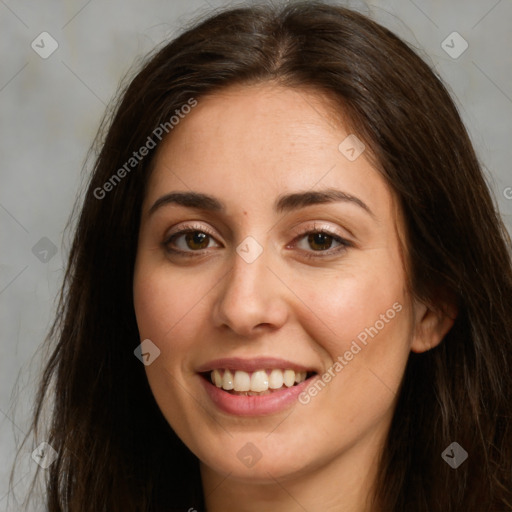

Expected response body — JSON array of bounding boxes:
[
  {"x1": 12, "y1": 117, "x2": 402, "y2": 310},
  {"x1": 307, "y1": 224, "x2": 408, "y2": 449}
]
[{"x1": 294, "y1": 231, "x2": 347, "y2": 252}]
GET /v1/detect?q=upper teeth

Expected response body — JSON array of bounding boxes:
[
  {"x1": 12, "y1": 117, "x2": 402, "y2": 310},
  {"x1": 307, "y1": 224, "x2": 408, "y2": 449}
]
[{"x1": 210, "y1": 369, "x2": 308, "y2": 392}]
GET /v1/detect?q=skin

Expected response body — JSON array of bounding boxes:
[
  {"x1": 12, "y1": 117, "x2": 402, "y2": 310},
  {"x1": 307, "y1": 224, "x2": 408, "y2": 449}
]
[{"x1": 133, "y1": 83, "x2": 455, "y2": 512}]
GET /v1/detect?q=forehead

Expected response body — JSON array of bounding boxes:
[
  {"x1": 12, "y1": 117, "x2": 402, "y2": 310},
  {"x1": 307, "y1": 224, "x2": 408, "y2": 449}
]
[
  {"x1": 157, "y1": 83, "x2": 346, "y2": 162},
  {"x1": 145, "y1": 83, "x2": 392, "y2": 218}
]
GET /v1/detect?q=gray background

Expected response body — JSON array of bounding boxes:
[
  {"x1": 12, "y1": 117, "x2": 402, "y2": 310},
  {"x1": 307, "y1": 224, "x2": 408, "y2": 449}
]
[{"x1": 1, "y1": 0, "x2": 511, "y2": 508}]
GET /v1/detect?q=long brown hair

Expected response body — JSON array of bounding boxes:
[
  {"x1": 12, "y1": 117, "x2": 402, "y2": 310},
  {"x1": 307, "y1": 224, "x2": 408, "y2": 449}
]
[{"x1": 12, "y1": 1, "x2": 512, "y2": 510}]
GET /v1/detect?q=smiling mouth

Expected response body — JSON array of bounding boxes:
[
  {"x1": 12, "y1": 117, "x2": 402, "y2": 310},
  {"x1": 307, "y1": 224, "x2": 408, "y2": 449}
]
[{"x1": 200, "y1": 368, "x2": 317, "y2": 396}]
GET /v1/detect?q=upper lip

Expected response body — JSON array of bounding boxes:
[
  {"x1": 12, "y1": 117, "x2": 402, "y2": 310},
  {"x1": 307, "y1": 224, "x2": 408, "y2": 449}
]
[{"x1": 196, "y1": 357, "x2": 318, "y2": 374}]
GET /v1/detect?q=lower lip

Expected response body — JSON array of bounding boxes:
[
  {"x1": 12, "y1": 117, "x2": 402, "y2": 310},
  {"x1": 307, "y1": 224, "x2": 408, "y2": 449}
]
[{"x1": 199, "y1": 375, "x2": 314, "y2": 416}]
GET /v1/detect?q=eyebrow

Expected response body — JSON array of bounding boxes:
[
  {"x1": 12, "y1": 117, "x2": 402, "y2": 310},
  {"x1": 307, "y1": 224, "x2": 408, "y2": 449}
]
[{"x1": 148, "y1": 188, "x2": 374, "y2": 218}]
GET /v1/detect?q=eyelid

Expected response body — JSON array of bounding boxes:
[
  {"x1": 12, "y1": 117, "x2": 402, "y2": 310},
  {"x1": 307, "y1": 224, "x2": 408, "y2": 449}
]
[
  {"x1": 288, "y1": 221, "x2": 353, "y2": 243},
  {"x1": 165, "y1": 221, "x2": 221, "y2": 240},
  {"x1": 165, "y1": 220, "x2": 350, "y2": 239}
]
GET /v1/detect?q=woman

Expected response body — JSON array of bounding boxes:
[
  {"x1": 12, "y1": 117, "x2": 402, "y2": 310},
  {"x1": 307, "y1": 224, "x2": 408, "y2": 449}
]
[{"x1": 14, "y1": 1, "x2": 512, "y2": 510}]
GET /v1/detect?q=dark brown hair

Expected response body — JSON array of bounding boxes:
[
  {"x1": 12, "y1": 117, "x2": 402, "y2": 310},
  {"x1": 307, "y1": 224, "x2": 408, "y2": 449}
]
[{"x1": 12, "y1": 1, "x2": 512, "y2": 510}]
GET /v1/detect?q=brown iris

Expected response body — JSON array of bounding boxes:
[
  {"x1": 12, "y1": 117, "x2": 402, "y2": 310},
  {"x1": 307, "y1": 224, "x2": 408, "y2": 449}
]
[
  {"x1": 307, "y1": 232, "x2": 334, "y2": 251},
  {"x1": 185, "y1": 231, "x2": 210, "y2": 250}
]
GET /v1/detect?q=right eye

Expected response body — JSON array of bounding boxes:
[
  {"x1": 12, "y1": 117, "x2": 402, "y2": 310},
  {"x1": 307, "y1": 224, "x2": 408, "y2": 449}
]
[{"x1": 163, "y1": 227, "x2": 222, "y2": 255}]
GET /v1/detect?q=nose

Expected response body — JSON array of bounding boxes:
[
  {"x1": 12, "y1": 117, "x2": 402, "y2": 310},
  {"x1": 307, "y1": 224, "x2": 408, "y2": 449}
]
[{"x1": 211, "y1": 244, "x2": 289, "y2": 338}]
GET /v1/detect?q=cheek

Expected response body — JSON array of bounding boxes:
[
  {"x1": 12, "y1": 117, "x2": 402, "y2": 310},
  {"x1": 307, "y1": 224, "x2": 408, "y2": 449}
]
[
  {"x1": 132, "y1": 261, "x2": 206, "y2": 427},
  {"x1": 293, "y1": 277, "x2": 411, "y2": 440},
  {"x1": 133, "y1": 261, "x2": 209, "y2": 345},
  {"x1": 291, "y1": 247, "x2": 413, "y2": 419},
  {"x1": 296, "y1": 268, "x2": 408, "y2": 357}
]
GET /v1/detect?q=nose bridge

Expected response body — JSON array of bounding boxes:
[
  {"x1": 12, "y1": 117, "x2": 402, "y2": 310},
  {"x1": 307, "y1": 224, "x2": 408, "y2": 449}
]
[
  {"x1": 232, "y1": 240, "x2": 269, "y2": 295},
  {"x1": 212, "y1": 238, "x2": 288, "y2": 335}
]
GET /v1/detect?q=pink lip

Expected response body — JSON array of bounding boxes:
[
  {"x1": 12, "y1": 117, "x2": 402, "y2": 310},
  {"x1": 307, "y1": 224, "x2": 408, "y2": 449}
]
[
  {"x1": 196, "y1": 356, "x2": 316, "y2": 373},
  {"x1": 199, "y1": 374, "x2": 314, "y2": 416}
]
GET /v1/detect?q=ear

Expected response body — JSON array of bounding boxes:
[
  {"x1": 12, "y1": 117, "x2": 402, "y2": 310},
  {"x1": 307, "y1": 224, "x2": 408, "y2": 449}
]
[{"x1": 410, "y1": 298, "x2": 458, "y2": 353}]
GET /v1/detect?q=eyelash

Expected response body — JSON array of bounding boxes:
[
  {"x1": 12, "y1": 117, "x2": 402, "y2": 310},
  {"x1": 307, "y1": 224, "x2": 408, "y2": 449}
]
[{"x1": 162, "y1": 223, "x2": 352, "y2": 259}]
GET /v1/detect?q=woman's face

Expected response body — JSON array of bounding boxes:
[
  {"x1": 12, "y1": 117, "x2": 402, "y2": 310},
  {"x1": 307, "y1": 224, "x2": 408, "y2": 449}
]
[{"x1": 133, "y1": 84, "x2": 437, "y2": 486}]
